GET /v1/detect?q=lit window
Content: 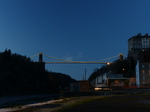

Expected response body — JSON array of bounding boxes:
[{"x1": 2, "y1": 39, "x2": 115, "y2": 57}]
[
  {"x1": 149, "y1": 70, "x2": 150, "y2": 74},
  {"x1": 142, "y1": 65, "x2": 145, "y2": 68},
  {"x1": 142, "y1": 70, "x2": 145, "y2": 74}
]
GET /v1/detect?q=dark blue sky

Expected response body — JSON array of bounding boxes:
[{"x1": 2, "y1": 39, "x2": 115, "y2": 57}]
[{"x1": 1, "y1": 0, "x2": 150, "y2": 80}]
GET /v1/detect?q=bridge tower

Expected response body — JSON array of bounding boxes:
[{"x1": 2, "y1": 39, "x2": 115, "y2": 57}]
[
  {"x1": 39, "y1": 52, "x2": 43, "y2": 62},
  {"x1": 119, "y1": 53, "x2": 124, "y2": 61}
]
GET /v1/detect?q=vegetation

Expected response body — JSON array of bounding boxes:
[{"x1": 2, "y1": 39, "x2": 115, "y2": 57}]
[
  {"x1": 52, "y1": 96, "x2": 106, "y2": 112},
  {"x1": 12, "y1": 94, "x2": 150, "y2": 112},
  {"x1": 88, "y1": 58, "x2": 136, "y2": 81},
  {"x1": 0, "y1": 49, "x2": 76, "y2": 95},
  {"x1": 51, "y1": 94, "x2": 150, "y2": 112}
]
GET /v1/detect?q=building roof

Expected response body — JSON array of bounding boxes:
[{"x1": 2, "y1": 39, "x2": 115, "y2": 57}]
[{"x1": 128, "y1": 33, "x2": 150, "y2": 41}]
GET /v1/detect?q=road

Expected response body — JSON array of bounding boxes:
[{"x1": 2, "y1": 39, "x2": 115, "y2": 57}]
[{"x1": 0, "y1": 93, "x2": 59, "y2": 112}]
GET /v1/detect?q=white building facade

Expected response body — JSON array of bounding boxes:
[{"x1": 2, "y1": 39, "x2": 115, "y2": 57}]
[
  {"x1": 135, "y1": 60, "x2": 150, "y2": 87},
  {"x1": 91, "y1": 71, "x2": 129, "y2": 88}
]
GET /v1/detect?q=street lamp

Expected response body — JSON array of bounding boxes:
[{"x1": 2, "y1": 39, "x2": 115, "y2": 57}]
[{"x1": 107, "y1": 63, "x2": 110, "y2": 65}]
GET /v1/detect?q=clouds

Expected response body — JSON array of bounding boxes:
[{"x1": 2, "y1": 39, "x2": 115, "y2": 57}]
[
  {"x1": 78, "y1": 53, "x2": 82, "y2": 56},
  {"x1": 65, "y1": 56, "x2": 73, "y2": 61},
  {"x1": 77, "y1": 52, "x2": 83, "y2": 60},
  {"x1": 63, "y1": 52, "x2": 73, "y2": 61},
  {"x1": 63, "y1": 52, "x2": 83, "y2": 61}
]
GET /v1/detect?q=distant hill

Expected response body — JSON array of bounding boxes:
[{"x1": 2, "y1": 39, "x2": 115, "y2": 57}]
[{"x1": 46, "y1": 72, "x2": 77, "y2": 92}]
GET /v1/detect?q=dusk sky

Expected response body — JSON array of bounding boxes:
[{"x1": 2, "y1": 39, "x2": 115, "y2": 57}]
[{"x1": 1, "y1": 0, "x2": 150, "y2": 80}]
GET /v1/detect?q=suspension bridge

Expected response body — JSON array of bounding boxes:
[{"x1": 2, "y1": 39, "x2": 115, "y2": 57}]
[{"x1": 30, "y1": 53, "x2": 126, "y2": 64}]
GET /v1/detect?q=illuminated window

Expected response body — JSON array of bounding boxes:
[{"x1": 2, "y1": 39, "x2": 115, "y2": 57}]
[
  {"x1": 142, "y1": 65, "x2": 145, "y2": 68},
  {"x1": 141, "y1": 70, "x2": 145, "y2": 74},
  {"x1": 149, "y1": 70, "x2": 150, "y2": 74}
]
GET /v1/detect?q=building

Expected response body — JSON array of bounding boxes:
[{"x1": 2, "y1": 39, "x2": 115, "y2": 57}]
[
  {"x1": 135, "y1": 61, "x2": 150, "y2": 87},
  {"x1": 90, "y1": 33, "x2": 150, "y2": 88},
  {"x1": 89, "y1": 54, "x2": 130, "y2": 89},
  {"x1": 70, "y1": 80, "x2": 90, "y2": 92},
  {"x1": 128, "y1": 33, "x2": 150, "y2": 62},
  {"x1": 91, "y1": 71, "x2": 129, "y2": 89},
  {"x1": 128, "y1": 33, "x2": 150, "y2": 52},
  {"x1": 128, "y1": 33, "x2": 150, "y2": 86}
]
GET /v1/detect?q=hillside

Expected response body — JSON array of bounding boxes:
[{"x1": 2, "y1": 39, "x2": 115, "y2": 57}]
[
  {"x1": 88, "y1": 58, "x2": 136, "y2": 81},
  {"x1": 0, "y1": 49, "x2": 76, "y2": 95}
]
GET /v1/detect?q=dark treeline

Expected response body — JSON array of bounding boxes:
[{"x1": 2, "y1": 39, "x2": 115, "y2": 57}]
[
  {"x1": 88, "y1": 57, "x2": 136, "y2": 81},
  {"x1": 0, "y1": 49, "x2": 76, "y2": 95}
]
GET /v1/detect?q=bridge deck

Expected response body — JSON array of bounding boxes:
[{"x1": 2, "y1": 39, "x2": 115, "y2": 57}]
[{"x1": 45, "y1": 62, "x2": 111, "y2": 64}]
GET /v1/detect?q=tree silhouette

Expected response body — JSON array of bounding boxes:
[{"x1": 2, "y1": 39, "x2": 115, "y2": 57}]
[
  {"x1": 88, "y1": 58, "x2": 134, "y2": 81},
  {"x1": 0, "y1": 49, "x2": 76, "y2": 95}
]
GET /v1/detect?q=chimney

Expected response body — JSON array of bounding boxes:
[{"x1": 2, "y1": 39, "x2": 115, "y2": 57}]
[
  {"x1": 137, "y1": 33, "x2": 141, "y2": 36},
  {"x1": 144, "y1": 33, "x2": 148, "y2": 36}
]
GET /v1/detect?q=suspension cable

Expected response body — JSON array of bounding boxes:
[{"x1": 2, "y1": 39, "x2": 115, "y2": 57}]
[
  {"x1": 29, "y1": 54, "x2": 39, "y2": 58},
  {"x1": 43, "y1": 53, "x2": 119, "y2": 62},
  {"x1": 43, "y1": 54, "x2": 74, "y2": 62},
  {"x1": 93, "y1": 55, "x2": 119, "y2": 62}
]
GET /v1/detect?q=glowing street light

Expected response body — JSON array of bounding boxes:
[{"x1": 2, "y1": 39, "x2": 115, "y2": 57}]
[{"x1": 107, "y1": 63, "x2": 110, "y2": 65}]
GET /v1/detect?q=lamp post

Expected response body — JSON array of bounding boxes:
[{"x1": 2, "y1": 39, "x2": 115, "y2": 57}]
[
  {"x1": 85, "y1": 68, "x2": 86, "y2": 80},
  {"x1": 84, "y1": 68, "x2": 91, "y2": 80}
]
